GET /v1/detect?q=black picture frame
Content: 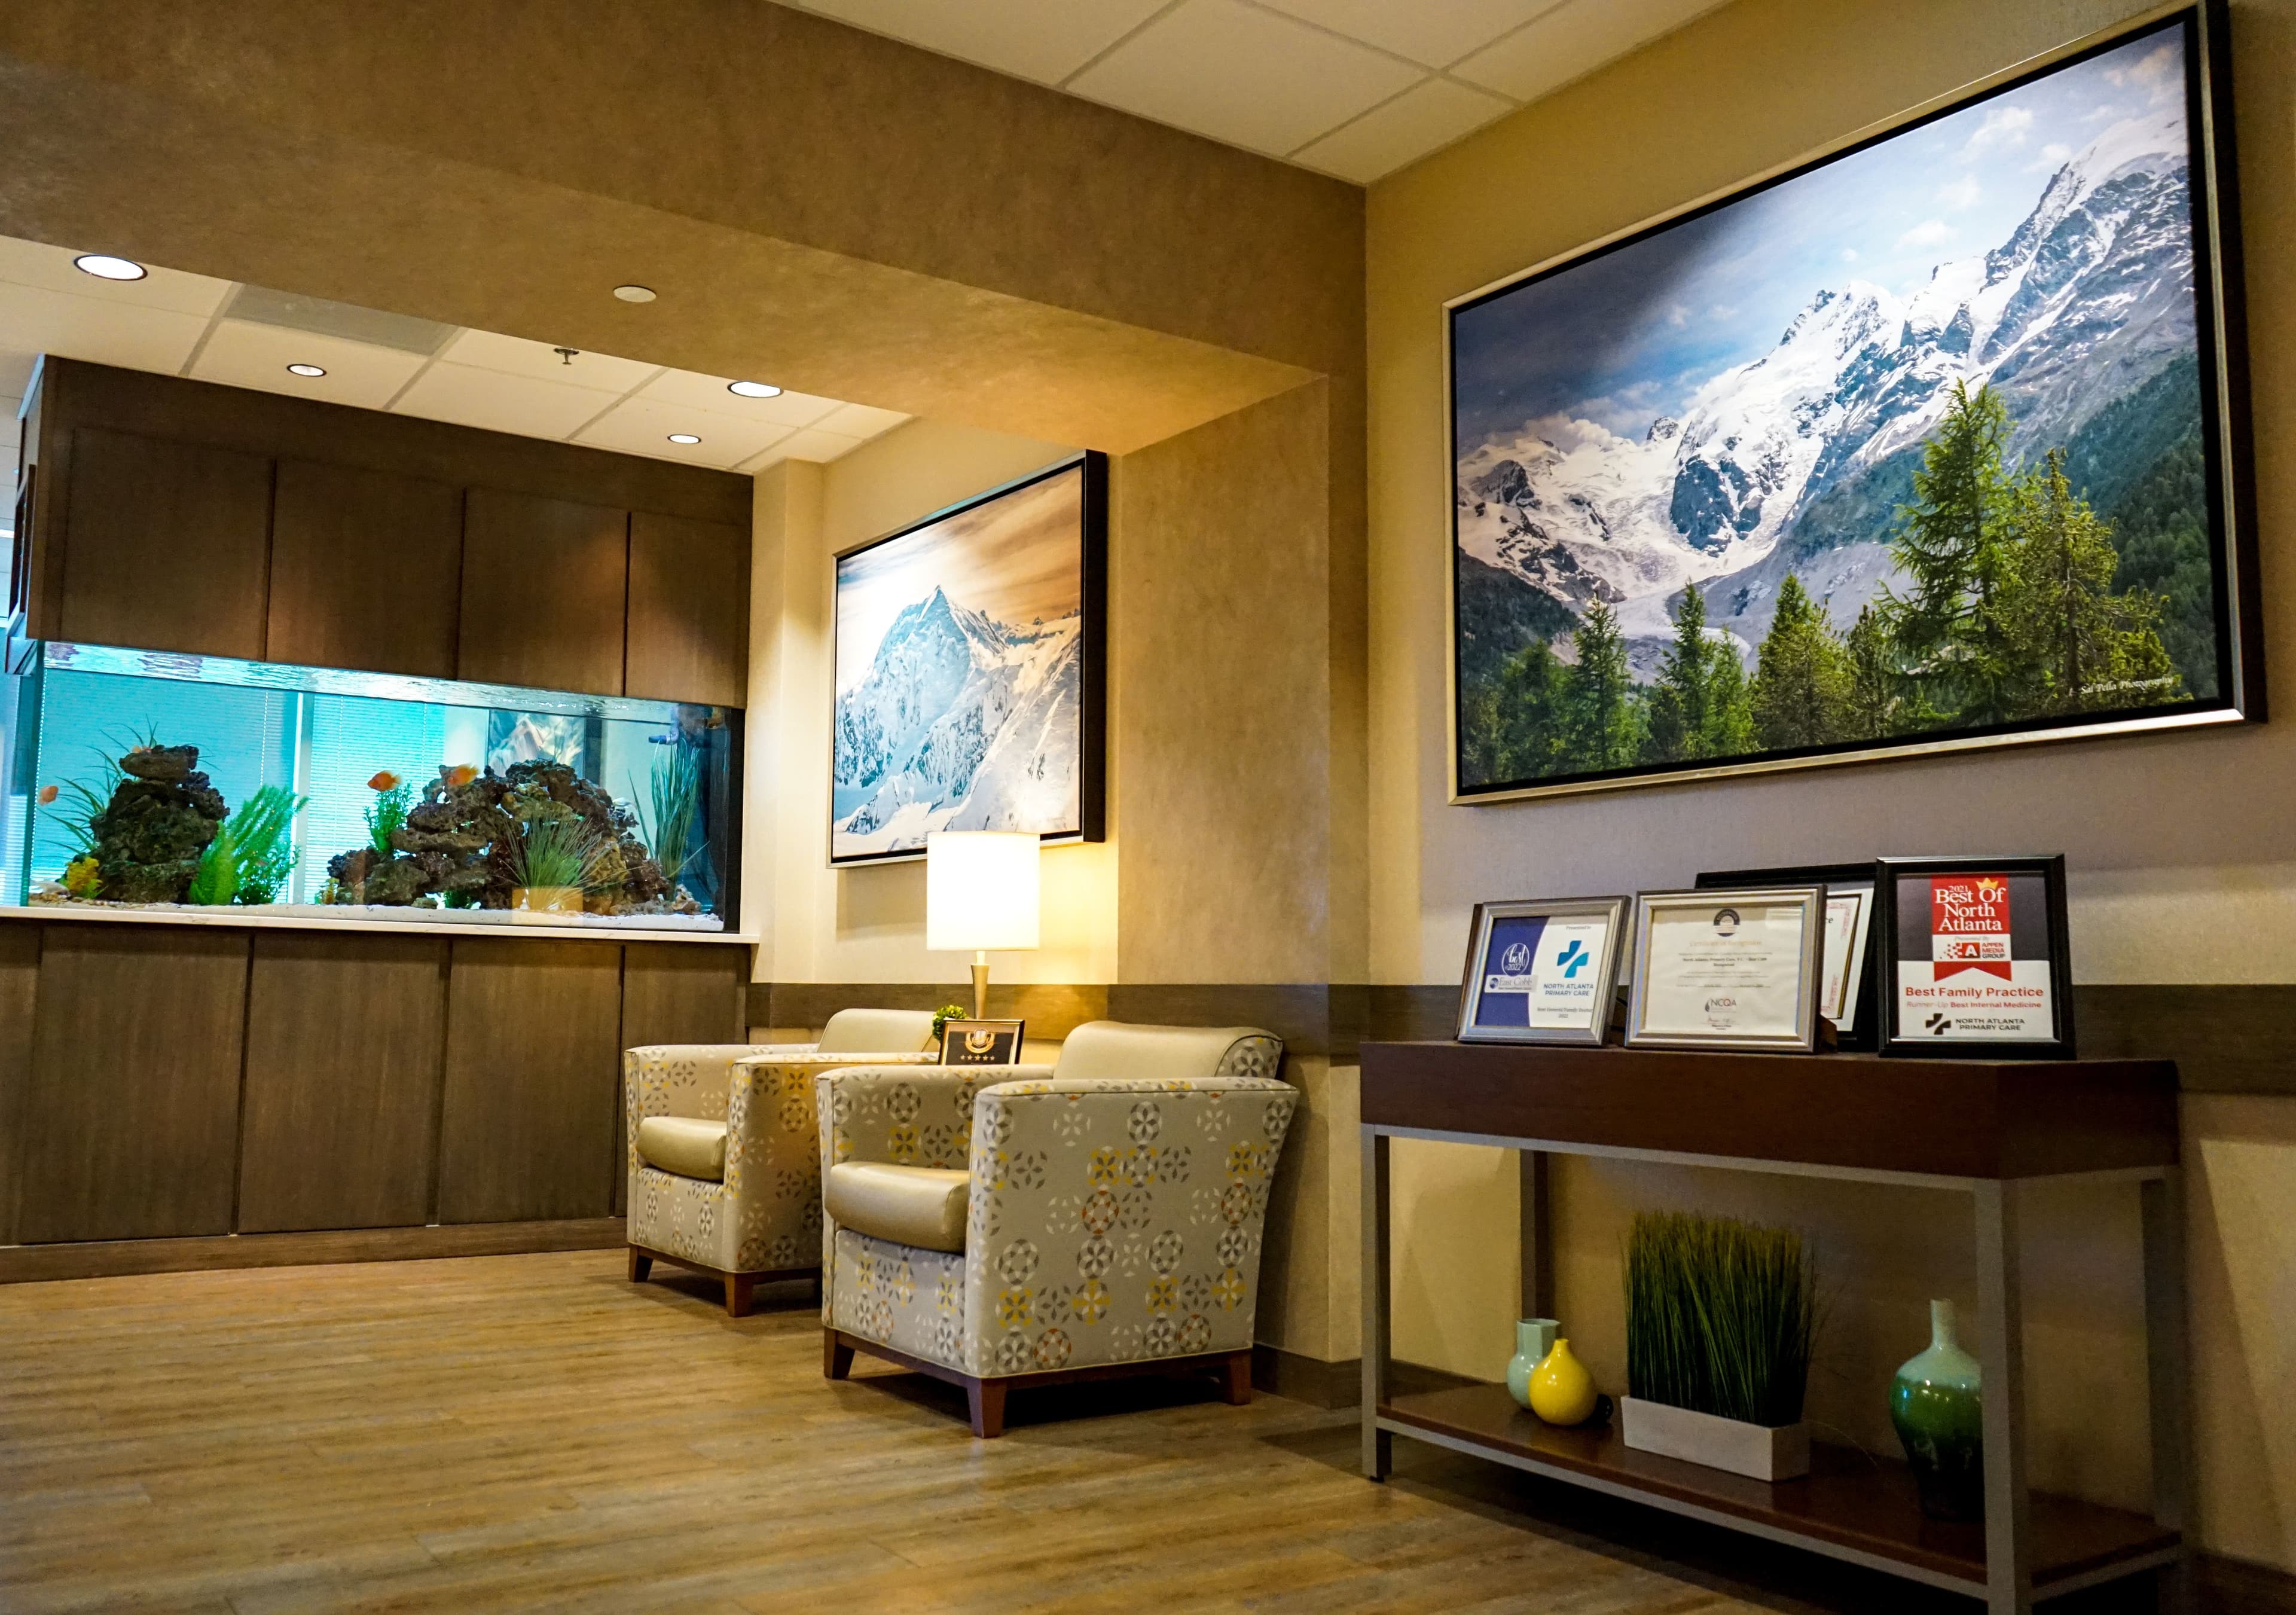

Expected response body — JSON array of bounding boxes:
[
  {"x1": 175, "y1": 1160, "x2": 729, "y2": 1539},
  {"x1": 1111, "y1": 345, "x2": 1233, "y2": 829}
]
[
  {"x1": 829, "y1": 451, "x2": 1107, "y2": 866},
  {"x1": 939, "y1": 1019, "x2": 1026, "y2": 1067},
  {"x1": 1873, "y1": 854, "x2": 2076, "y2": 1059},
  {"x1": 1447, "y1": 1, "x2": 2261, "y2": 805},
  {"x1": 1697, "y1": 862, "x2": 1880, "y2": 1051}
]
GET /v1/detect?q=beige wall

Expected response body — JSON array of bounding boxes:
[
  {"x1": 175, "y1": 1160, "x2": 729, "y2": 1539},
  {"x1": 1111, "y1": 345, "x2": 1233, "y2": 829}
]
[{"x1": 1365, "y1": 0, "x2": 2296, "y2": 1572}]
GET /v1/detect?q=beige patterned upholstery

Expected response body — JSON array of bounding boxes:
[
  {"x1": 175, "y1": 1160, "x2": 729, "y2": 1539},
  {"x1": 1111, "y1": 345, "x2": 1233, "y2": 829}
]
[
  {"x1": 624, "y1": 1040, "x2": 938, "y2": 1284},
  {"x1": 817, "y1": 1022, "x2": 1295, "y2": 1380}
]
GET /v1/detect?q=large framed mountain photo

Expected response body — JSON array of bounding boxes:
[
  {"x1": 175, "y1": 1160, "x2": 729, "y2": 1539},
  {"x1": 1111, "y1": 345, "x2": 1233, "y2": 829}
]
[
  {"x1": 1448, "y1": 2, "x2": 2257, "y2": 803},
  {"x1": 831, "y1": 454, "x2": 1107, "y2": 865}
]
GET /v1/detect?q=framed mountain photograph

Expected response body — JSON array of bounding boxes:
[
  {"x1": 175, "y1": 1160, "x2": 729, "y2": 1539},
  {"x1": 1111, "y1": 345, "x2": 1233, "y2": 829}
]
[
  {"x1": 831, "y1": 454, "x2": 1107, "y2": 865},
  {"x1": 1449, "y1": 2, "x2": 2257, "y2": 802}
]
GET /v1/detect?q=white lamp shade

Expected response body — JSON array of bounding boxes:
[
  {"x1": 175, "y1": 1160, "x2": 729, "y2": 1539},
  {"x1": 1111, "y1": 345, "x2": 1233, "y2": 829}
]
[{"x1": 925, "y1": 832, "x2": 1041, "y2": 952}]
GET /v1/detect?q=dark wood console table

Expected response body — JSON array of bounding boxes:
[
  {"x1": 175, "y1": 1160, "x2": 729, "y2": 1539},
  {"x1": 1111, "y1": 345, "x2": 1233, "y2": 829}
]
[{"x1": 1359, "y1": 1041, "x2": 2186, "y2": 1615}]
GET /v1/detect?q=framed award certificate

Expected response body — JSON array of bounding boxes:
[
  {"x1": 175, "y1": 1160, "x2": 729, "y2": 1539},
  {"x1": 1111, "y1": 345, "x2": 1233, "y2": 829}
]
[
  {"x1": 1697, "y1": 863, "x2": 1878, "y2": 1049},
  {"x1": 938, "y1": 1019, "x2": 1026, "y2": 1066},
  {"x1": 1874, "y1": 856, "x2": 2075, "y2": 1059},
  {"x1": 1626, "y1": 887, "x2": 1825, "y2": 1052},
  {"x1": 1457, "y1": 897, "x2": 1626, "y2": 1045}
]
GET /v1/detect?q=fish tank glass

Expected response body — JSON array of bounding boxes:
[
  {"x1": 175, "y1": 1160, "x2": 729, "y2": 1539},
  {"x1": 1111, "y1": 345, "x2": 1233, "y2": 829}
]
[{"x1": 0, "y1": 642, "x2": 740, "y2": 933}]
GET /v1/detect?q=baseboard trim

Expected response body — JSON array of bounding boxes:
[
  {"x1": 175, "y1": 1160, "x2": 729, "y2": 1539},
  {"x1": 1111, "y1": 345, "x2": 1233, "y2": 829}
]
[
  {"x1": 1250, "y1": 1347, "x2": 1480, "y2": 1410},
  {"x1": 0, "y1": 1217, "x2": 627, "y2": 1283}
]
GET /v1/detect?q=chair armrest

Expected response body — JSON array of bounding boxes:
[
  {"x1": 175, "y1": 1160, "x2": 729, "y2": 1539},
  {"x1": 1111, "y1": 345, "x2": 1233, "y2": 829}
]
[{"x1": 625, "y1": 1044, "x2": 792, "y2": 1173}]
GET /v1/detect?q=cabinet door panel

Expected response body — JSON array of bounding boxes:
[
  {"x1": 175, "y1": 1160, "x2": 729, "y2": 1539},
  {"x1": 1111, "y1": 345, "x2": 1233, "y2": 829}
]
[
  {"x1": 16, "y1": 927, "x2": 249, "y2": 1243},
  {"x1": 61, "y1": 428, "x2": 271, "y2": 658},
  {"x1": 437, "y1": 939, "x2": 621, "y2": 1223},
  {"x1": 458, "y1": 488, "x2": 627, "y2": 694},
  {"x1": 627, "y1": 511, "x2": 749, "y2": 706},
  {"x1": 238, "y1": 933, "x2": 448, "y2": 1233},
  {"x1": 268, "y1": 459, "x2": 463, "y2": 677}
]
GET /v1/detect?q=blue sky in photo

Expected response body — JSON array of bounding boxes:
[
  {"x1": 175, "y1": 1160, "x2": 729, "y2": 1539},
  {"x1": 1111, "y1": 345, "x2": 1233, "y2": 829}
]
[{"x1": 1451, "y1": 20, "x2": 2188, "y2": 450}]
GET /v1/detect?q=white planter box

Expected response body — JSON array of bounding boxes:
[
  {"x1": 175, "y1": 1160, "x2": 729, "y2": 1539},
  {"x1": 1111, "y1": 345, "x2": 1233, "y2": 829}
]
[{"x1": 1620, "y1": 1397, "x2": 1811, "y2": 1482}]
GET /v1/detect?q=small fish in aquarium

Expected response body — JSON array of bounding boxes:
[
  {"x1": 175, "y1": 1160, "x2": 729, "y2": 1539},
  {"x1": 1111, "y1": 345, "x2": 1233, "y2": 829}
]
[{"x1": 2, "y1": 643, "x2": 739, "y2": 933}]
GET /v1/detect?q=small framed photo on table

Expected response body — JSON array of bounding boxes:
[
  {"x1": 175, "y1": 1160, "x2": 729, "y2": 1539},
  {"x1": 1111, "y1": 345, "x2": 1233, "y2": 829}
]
[
  {"x1": 1874, "y1": 856, "x2": 2075, "y2": 1058},
  {"x1": 1456, "y1": 897, "x2": 1627, "y2": 1045},
  {"x1": 1626, "y1": 887, "x2": 1827, "y2": 1053},
  {"x1": 939, "y1": 1019, "x2": 1026, "y2": 1066},
  {"x1": 1697, "y1": 863, "x2": 1879, "y2": 1050}
]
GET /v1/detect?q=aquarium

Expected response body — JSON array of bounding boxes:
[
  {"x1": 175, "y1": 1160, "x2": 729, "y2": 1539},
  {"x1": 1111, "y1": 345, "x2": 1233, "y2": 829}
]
[{"x1": 0, "y1": 642, "x2": 740, "y2": 932}]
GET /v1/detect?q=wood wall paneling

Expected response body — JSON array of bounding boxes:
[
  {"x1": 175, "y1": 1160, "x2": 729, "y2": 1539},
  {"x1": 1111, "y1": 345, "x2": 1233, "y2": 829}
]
[
  {"x1": 0, "y1": 923, "x2": 41, "y2": 1245},
  {"x1": 625, "y1": 511, "x2": 749, "y2": 706},
  {"x1": 60, "y1": 427, "x2": 272, "y2": 658},
  {"x1": 266, "y1": 459, "x2": 463, "y2": 677},
  {"x1": 15, "y1": 927, "x2": 250, "y2": 1244},
  {"x1": 437, "y1": 939, "x2": 622, "y2": 1224},
  {"x1": 618, "y1": 943, "x2": 749, "y2": 1216},
  {"x1": 457, "y1": 487, "x2": 629, "y2": 694},
  {"x1": 236, "y1": 933, "x2": 449, "y2": 1234}
]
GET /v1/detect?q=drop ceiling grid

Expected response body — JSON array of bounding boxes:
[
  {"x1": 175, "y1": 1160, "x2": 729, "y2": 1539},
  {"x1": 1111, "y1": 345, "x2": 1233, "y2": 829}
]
[{"x1": 783, "y1": 0, "x2": 1733, "y2": 184}]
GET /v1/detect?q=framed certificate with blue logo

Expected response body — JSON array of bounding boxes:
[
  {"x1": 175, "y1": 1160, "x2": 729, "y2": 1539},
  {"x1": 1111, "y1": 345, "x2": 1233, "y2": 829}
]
[
  {"x1": 1626, "y1": 887, "x2": 1827, "y2": 1053},
  {"x1": 1457, "y1": 896, "x2": 1627, "y2": 1045}
]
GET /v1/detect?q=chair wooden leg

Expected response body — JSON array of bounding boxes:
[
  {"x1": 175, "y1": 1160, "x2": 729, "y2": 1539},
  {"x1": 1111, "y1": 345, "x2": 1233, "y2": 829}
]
[
  {"x1": 967, "y1": 1377, "x2": 1007, "y2": 1439},
  {"x1": 627, "y1": 1247, "x2": 652, "y2": 1283},
  {"x1": 1220, "y1": 1350, "x2": 1253, "y2": 1406},
  {"x1": 724, "y1": 1272, "x2": 756, "y2": 1318},
  {"x1": 823, "y1": 1331, "x2": 854, "y2": 1381}
]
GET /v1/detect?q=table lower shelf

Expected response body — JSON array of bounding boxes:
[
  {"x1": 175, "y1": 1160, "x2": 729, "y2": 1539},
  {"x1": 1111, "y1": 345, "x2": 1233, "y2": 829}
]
[{"x1": 1379, "y1": 1384, "x2": 2176, "y2": 1595}]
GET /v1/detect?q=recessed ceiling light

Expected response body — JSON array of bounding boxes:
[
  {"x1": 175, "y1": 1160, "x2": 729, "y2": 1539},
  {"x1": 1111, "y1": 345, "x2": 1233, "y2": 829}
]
[
  {"x1": 667, "y1": 433, "x2": 701, "y2": 445},
  {"x1": 285, "y1": 362, "x2": 328, "y2": 378},
  {"x1": 727, "y1": 380, "x2": 782, "y2": 399},
  {"x1": 612, "y1": 284, "x2": 657, "y2": 304},
  {"x1": 74, "y1": 254, "x2": 146, "y2": 282}
]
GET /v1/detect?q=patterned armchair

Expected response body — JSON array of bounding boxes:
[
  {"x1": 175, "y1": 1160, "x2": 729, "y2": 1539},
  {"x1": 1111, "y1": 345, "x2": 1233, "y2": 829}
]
[
  {"x1": 816, "y1": 1021, "x2": 1294, "y2": 1436},
  {"x1": 624, "y1": 1008, "x2": 939, "y2": 1315}
]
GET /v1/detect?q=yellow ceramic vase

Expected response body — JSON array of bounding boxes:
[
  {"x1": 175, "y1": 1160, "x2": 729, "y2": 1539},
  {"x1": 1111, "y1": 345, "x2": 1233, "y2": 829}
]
[{"x1": 1527, "y1": 1338, "x2": 1598, "y2": 1425}]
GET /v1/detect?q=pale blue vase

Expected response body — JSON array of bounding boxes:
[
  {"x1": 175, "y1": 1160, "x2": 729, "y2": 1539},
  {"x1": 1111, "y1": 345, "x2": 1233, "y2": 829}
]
[
  {"x1": 1891, "y1": 1299, "x2": 1984, "y2": 1521},
  {"x1": 1506, "y1": 1318, "x2": 1561, "y2": 1409}
]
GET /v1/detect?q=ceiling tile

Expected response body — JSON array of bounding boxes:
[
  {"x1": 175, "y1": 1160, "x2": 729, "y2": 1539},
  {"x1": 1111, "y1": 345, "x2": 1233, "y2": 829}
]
[
  {"x1": 636, "y1": 368, "x2": 845, "y2": 428},
  {"x1": 436, "y1": 328, "x2": 658, "y2": 393},
  {"x1": 188, "y1": 321, "x2": 426, "y2": 408},
  {"x1": 1068, "y1": 0, "x2": 1422, "y2": 157},
  {"x1": 1453, "y1": 0, "x2": 1727, "y2": 102},
  {"x1": 390, "y1": 362, "x2": 623, "y2": 439},
  {"x1": 0, "y1": 352, "x2": 38, "y2": 400},
  {"x1": 812, "y1": 401, "x2": 911, "y2": 441},
  {"x1": 0, "y1": 234, "x2": 234, "y2": 318},
  {"x1": 771, "y1": 426, "x2": 868, "y2": 464},
  {"x1": 792, "y1": 0, "x2": 1169, "y2": 84},
  {"x1": 0, "y1": 282, "x2": 211, "y2": 376},
  {"x1": 1253, "y1": 0, "x2": 1559, "y2": 70},
  {"x1": 1293, "y1": 77, "x2": 1515, "y2": 182},
  {"x1": 574, "y1": 395, "x2": 793, "y2": 469}
]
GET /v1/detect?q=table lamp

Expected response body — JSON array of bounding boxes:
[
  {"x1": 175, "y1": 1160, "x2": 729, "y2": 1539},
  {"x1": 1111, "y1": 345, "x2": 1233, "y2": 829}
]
[{"x1": 926, "y1": 831, "x2": 1041, "y2": 1020}]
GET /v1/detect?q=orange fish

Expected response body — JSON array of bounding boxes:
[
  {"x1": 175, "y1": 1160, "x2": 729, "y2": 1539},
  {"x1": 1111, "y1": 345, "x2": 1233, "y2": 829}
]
[
  {"x1": 36, "y1": 784, "x2": 57, "y2": 805},
  {"x1": 444, "y1": 764, "x2": 479, "y2": 788},
  {"x1": 368, "y1": 771, "x2": 401, "y2": 791}
]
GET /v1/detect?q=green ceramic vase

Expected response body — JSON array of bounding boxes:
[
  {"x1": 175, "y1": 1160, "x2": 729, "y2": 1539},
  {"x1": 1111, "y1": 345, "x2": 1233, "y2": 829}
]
[
  {"x1": 1891, "y1": 1299, "x2": 1984, "y2": 1522},
  {"x1": 1506, "y1": 1318, "x2": 1560, "y2": 1410}
]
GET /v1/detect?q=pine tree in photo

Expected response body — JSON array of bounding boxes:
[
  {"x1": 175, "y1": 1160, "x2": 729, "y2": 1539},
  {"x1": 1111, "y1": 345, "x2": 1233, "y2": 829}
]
[
  {"x1": 1562, "y1": 602, "x2": 1644, "y2": 771},
  {"x1": 1645, "y1": 585, "x2": 1716, "y2": 762},
  {"x1": 1702, "y1": 636, "x2": 1755, "y2": 758},
  {"x1": 1841, "y1": 603, "x2": 1901, "y2": 741},
  {"x1": 1882, "y1": 378, "x2": 2017, "y2": 726},
  {"x1": 1751, "y1": 574, "x2": 1851, "y2": 750},
  {"x1": 1998, "y1": 448, "x2": 2181, "y2": 715},
  {"x1": 1471, "y1": 637, "x2": 1568, "y2": 783}
]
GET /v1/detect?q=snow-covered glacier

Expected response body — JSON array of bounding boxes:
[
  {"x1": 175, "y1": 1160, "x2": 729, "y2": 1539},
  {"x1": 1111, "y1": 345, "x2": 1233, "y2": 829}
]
[
  {"x1": 1457, "y1": 103, "x2": 2197, "y2": 665},
  {"x1": 832, "y1": 585, "x2": 1080, "y2": 857}
]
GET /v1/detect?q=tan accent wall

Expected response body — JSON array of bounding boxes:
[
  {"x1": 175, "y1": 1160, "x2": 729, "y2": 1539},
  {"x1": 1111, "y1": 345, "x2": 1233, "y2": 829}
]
[{"x1": 1366, "y1": 0, "x2": 2296, "y2": 1571}]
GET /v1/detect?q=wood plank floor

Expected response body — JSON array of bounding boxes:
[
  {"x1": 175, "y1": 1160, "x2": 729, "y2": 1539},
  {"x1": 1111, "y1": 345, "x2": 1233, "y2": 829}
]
[{"x1": 0, "y1": 1250, "x2": 2162, "y2": 1614}]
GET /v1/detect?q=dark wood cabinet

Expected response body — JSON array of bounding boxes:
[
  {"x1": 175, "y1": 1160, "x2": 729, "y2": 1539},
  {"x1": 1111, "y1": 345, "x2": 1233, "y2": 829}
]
[
  {"x1": 60, "y1": 428, "x2": 272, "y2": 658},
  {"x1": 14, "y1": 927, "x2": 250, "y2": 1244},
  {"x1": 627, "y1": 511, "x2": 750, "y2": 706},
  {"x1": 436, "y1": 938, "x2": 624, "y2": 1223},
  {"x1": 459, "y1": 488, "x2": 629, "y2": 694},
  {"x1": 237, "y1": 933, "x2": 450, "y2": 1233},
  {"x1": 267, "y1": 459, "x2": 463, "y2": 677}
]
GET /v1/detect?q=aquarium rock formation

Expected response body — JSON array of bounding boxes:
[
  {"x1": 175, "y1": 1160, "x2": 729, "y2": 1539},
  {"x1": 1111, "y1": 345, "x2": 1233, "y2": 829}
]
[{"x1": 87, "y1": 744, "x2": 230, "y2": 903}]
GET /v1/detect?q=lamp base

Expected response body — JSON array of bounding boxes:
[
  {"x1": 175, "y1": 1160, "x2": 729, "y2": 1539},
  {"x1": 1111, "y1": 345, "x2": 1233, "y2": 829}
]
[{"x1": 972, "y1": 956, "x2": 989, "y2": 1021}]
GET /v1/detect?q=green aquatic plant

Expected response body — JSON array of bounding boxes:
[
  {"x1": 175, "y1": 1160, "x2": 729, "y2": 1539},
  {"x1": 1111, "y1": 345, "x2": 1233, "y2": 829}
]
[
  {"x1": 227, "y1": 785, "x2": 308, "y2": 904},
  {"x1": 506, "y1": 811, "x2": 614, "y2": 893},
  {"x1": 628, "y1": 746, "x2": 702, "y2": 884},
  {"x1": 1625, "y1": 1210, "x2": 1818, "y2": 1428},
  {"x1": 187, "y1": 822, "x2": 239, "y2": 906},
  {"x1": 365, "y1": 771, "x2": 414, "y2": 855}
]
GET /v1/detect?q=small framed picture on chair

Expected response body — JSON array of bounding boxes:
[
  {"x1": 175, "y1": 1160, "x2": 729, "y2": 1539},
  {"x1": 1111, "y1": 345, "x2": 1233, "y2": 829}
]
[{"x1": 939, "y1": 1019, "x2": 1026, "y2": 1066}]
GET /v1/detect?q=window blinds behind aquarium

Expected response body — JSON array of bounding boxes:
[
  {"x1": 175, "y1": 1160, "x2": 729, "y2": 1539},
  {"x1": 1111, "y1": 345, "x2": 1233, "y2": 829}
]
[{"x1": 0, "y1": 643, "x2": 738, "y2": 933}]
